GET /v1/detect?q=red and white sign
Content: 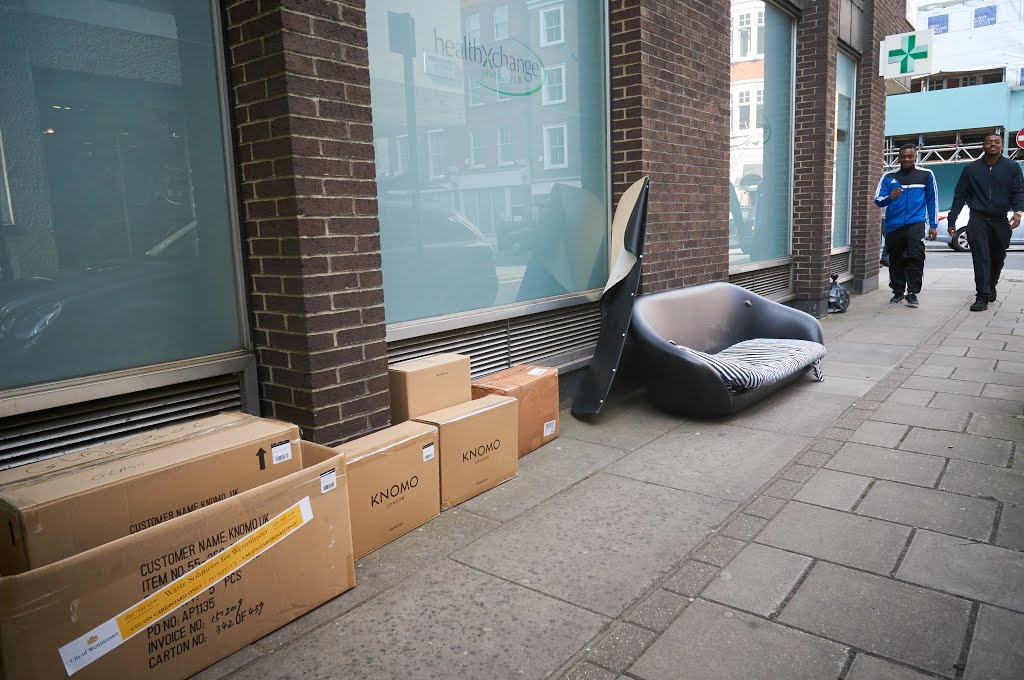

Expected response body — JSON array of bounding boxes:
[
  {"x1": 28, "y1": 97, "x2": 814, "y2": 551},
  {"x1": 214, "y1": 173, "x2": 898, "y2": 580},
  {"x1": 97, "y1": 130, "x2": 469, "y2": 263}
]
[{"x1": 1017, "y1": 128, "x2": 1024, "y2": 148}]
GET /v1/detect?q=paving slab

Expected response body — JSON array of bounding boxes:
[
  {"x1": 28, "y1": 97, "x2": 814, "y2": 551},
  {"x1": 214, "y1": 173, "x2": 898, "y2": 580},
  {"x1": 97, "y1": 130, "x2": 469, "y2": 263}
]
[
  {"x1": 940, "y1": 459, "x2": 1024, "y2": 505},
  {"x1": 819, "y1": 361, "x2": 891, "y2": 380},
  {"x1": 981, "y1": 383, "x2": 1024, "y2": 401},
  {"x1": 702, "y1": 543, "x2": 812, "y2": 617},
  {"x1": 793, "y1": 375, "x2": 874, "y2": 397},
  {"x1": 255, "y1": 506, "x2": 500, "y2": 652},
  {"x1": 237, "y1": 560, "x2": 606, "y2": 680},
  {"x1": 901, "y1": 376, "x2": 985, "y2": 396},
  {"x1": 691, "y1": 536, "x2": 747, "y2": 567},
  {"x1": 929, "y1": 393, "x2": 1024, "y2": 417},
  {"x1": 827, "y1": 442, "x2": 945, "y2": 487},
  {"x1": 192, "y1": 647, "x2": 263, "y2": 680},
  {"x1": 965, "y1": 347, "x2": 1024, "y2": 362},
  {"x1": 756, "y1": 502, "x2": 911, "y2": 574},
  {"x1": 951, "y1": 367, "x2": 1024, "y2": 388},
  {"x1": 995, "y1": 502, "x2": 1024, "y2": 550},
  {"x1": 964, "y1": 605, "x2": 1024, "y2": 680},
  {"x1": 897, "y1": 530, "x2": 1024, "y2": 612},
  {"x1": 779, "y1": 562, "x2": 971, "y2": 677},
  {"x1": 995, "y1": 358, "x2": 1024, "y2": 374},
  {"x1": 663, "y1": 560, "x2": 720, "y2": 597},
  {"x1": 925, "y1": 355, "x2": 997, "y2": 371},
  {"x1": 889, "y1": 388, "x2": 936, "y2": 406},
  {"x1": 559, "y1": 394, "x2": 682, "y2": 451},
  {"x1": 913, "y1": 364, "x2": 957, "y2": 378},
  {"x1": 584, "y1": 622, "x2": 657, "y2": 674},
  {"x1": 563, "y1": 662, "x2": 617, "y2": 680},
  {"x1": 965, "y1": 412, "x2": 1024, "y2": 440},
  {"x1": 825, "y1": 341, "x2": 916, "y2": 368},
  {"x1": 720, "y1": 514, "x2": 769, "y2": 541},
  {"x1": 935, "y1": 345, "x2": 967, "y2": 357},
  {"x1": 870, "y1": 402, "x2": 970, "y2": 432},
  {"x1": 607, "y1": 422, "x2": 807, "y2": 502},
  {"x1": 460, "y1": 437, "x2": 627, "y2": 522},
  {"x1": 454, "y1": 473, "x2": 736, "y2": 616},
  {"x1": 793, "y1": 469, "x2": 872, "y2": 511},
  {"x1": 856, "y1": 480, "x2": 998, "y2": 540},
  {"x1": 942, "y1": 337, "x2": 1005, "y2": 350},
  {"x1": 630, "y1": 599, "x2": 848, "y2": 680},
  {"x1": 849, "y1": 421, "x2": 909, "y2": 448},
  {"x1": 766, "y1": 478, "x2": 804, "y2": 499},
  {"x1": 724, "y1": 390, "x2": 857, "y2": 438},
  {"x1": 745, "y1": 495, "x2": 788, "y2": 519},
  {"x1": 899, "y1": 428, "x2": 1011, "y2": 466},
  {"x1": 624, "y1": 589, "x2": 690, "y2": 633},
  {"x1": 845, "y1": 655, "x2": 935, "y2": 680}
]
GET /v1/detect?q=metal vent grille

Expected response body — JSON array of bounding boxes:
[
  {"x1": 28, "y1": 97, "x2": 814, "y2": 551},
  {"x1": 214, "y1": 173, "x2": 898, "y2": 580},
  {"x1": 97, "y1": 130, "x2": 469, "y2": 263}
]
[
  {"x1": 729, "y1": 264, "x2": 794, "y2": 300},
  {"x1": 387, "y1": 303, "x2": 601, "y2": 379},
  {"x1": 0, "y1": 375, "x2": 244, "y2": 470},
  {"x1": 830, "y1": 252, "x2": 852, "y2": 277}
]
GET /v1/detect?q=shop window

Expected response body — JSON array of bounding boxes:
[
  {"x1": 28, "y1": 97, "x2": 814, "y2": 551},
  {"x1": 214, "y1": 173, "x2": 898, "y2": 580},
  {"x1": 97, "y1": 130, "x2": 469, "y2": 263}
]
[
  {"x1": 374, "y1": 137, "x2": 390, "y2": 176},
  {"x1": 729, "y1": 0, "x2": 795, "y2": 268},
  {"x1": 540, "y1": 6, "x2": 564, "y2": 47},
  {"x1": 368, "y1": 2, "x2": 609, "y2": 324},
  {"x1": 542, "y1": 65, "x2": 566, "y2": 105},
  {"x1": 0, "y1": 1, "x2": 245, "y2": 392},
  {"x1": 833, "y1": 52, "x2": 857, "y2": 249},
  {"x1": 494, "y1": 5, "x2": 509, "y2": 40}
]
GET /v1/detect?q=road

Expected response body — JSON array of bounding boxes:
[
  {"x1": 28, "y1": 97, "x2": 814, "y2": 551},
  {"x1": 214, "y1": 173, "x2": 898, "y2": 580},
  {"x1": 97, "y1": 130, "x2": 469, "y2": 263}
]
[{"x1": 925, "y1": 244, "x2": 1024, "y2": 270}]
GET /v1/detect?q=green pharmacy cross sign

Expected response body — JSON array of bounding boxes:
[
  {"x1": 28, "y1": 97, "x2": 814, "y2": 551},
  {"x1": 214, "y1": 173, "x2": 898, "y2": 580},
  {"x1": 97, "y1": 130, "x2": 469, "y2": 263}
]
[{"x1": 888, "y1": 33, "x2": 928, "y2": 74}]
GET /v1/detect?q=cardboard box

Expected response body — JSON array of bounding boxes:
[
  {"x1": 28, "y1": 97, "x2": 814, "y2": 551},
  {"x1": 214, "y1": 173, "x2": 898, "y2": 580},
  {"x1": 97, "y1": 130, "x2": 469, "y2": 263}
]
[
  {"x1": 0, "y1": 442, "x2": 355, "y2": 680},
  {"x1": 388, "y1": 353, "x2": 471, "y2": 422},
  {"x1": 0, "y1": 412, "x2": 302, "y2": 575},
  {"x1": 414, "y1": 395, "x2": 518, "y2": 509},
  {"x1": 472, "y1": 365, "x2": 560, "y2": 457},
  {"x1": 316, "y1": 421, "x2": 440, "y2": 559}
]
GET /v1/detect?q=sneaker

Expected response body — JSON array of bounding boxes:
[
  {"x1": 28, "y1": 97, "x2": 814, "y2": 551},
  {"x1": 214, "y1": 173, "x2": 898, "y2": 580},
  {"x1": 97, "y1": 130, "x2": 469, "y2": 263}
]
[
  {"x1": 970, "y1": 298, "x2": 989, "y2": 312},
  {"x1": 989, "y1": 287, "x2": 997, "y2": 302},
  {"x1": 905, "y1": 294, "x2": 919, "y2": 308},
  {"x1": 890, "y1": 293, "x2": 904, "y2": 304}
]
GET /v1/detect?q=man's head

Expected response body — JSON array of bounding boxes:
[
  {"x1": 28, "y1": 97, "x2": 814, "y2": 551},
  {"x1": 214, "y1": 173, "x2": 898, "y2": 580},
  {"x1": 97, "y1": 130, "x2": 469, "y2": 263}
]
[
  {"x1": 898, "y1": 143, "x2": 917, "y2": 170},
  {"x1": 983, "y1": 133, "x2": 1003, "y2": 158}
]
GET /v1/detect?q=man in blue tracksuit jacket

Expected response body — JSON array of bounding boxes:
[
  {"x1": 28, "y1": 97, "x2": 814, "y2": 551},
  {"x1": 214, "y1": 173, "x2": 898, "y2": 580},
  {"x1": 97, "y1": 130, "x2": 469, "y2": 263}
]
[{"x1": 874, "y1": 143, "x2": 939, "y2": 308}]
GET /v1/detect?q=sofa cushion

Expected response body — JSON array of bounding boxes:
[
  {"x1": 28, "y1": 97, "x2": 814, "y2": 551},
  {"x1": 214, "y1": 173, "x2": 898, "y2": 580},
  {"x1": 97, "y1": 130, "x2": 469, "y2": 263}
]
[{"x1": 672, "y1": 338, "x2": 826, "y2": 394}]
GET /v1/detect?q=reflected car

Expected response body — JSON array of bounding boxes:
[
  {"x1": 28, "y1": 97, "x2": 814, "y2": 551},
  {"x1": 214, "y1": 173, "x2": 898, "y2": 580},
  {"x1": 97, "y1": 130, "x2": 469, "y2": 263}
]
[
  {"x1": 936, "y1": 207, "x2": 1021, "y2": 252},
  {"x1": 378, "y1": 204, "x2": 499, "y2": 322}
]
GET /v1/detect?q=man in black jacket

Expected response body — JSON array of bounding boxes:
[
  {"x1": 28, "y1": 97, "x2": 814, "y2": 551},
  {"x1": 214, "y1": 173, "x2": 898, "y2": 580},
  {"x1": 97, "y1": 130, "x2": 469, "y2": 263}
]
[{"x1": 947, "y1": 133, "x2": 1024, "y2": 311}]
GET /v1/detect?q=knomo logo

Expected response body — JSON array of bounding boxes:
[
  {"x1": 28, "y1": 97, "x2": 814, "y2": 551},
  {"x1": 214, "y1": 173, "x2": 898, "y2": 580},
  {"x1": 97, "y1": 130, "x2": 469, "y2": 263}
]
[
  {"x1": 463, "y1": 440, "x2": 500, "y2": 462},
  {"x1": 371, "y1": 476, "x2": 418, "y2": 507}
]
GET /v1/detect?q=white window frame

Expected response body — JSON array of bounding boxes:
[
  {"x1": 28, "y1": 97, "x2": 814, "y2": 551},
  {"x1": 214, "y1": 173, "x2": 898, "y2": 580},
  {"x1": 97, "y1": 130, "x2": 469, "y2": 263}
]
[
  {"x1": 496, "y1": 68, "x2": 511, "y2": 102},
  {"x1": 427, "y1": 129, "x2": 446, "y2": 179},
  {"x1": 497, "y1": 126, "x2": 514, "y2": 165},
  {"x1": 539, "y1": 5, "x2": 564, "y2": 47},
  {"x1": 542, "y1": 64, "x2": 566, "y2": 105},
  {"x1": 396, "y1": 134, "x2": 410, "y2": 175},
  {"x1": 469, "y1": 76, "x2": 485, "y2": 107},
  {"x1": 735, "y1": 90, "x2": 752, "y2": 131},
  {"x1": 959, "y1": 75, "x2": 977, "y2": 88},
  {"x1": 494, "y1": 5, "x2": 509, "y2": 40},
  {"x1": 469, "y1": 129, "x2": 487, "y2": 168},
  {"x1": 465, "y1": 12, "x2": 481, "y2": 45},
  {"x1": 543, "y1": 123, "x2": 568, "y2": 169},
  {"x1": 756, "y1": 10, "x2": 765, "y2": 57},
  {"x1": 735, "y1": 12, "x2": 752, "y2": 59}
]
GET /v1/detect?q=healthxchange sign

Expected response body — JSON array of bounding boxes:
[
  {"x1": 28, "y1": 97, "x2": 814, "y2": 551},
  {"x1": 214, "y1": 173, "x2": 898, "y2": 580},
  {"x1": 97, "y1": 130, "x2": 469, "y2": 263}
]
[
  {"x1": 433, "y1": 28, "x2": 545, "y2": 96},
  {"x1": 880, "y1": 30, "x2": 934, "y2": 79}
]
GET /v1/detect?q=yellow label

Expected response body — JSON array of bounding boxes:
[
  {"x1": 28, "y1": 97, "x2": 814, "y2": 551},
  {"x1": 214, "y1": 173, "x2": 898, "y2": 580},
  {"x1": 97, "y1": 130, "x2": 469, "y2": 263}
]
[{"x1": 115, "y1": 498, "x2": 311, "y2": 639}]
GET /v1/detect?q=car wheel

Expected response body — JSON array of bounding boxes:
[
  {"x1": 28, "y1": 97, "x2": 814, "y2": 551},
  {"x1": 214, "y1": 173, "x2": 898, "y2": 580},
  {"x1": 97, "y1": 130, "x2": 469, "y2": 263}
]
[{"x1": 951, "y1": 227, "x2": 970, "y2": 252}]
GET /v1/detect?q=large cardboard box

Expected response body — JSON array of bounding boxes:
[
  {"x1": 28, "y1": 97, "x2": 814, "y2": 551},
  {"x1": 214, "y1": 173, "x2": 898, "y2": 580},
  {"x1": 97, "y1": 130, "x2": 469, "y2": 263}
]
[
  {"x1": 0, "y1": 442, "x2": 355, "y2": 680},
  {"x1": 316, "y1": 421, "x2": 440, "y2": 559},
  {"x1": 471, "y1": 365, "x2": 559, "y2": 457},
  {"x1": 0, "y1": 413, "x2": 302, "y2": 575},
  {"x1": 388, "y1": 353, "x2": 471, "y2": 422},
  {"x1": 414, "y1": 395, "x2": 518, "y2": 509}
]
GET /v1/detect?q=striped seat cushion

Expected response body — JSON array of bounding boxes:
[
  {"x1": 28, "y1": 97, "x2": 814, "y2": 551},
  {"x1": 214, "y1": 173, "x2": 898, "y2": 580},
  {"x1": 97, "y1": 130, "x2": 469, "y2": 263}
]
[{"x1": 672, "y1": 338, "x2": 826, "y2": 394}]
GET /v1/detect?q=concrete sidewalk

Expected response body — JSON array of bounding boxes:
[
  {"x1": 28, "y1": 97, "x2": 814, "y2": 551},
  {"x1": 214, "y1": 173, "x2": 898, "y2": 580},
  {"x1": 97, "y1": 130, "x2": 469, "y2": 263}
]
[{"x1": 199, "y1": 268, "x2": 1024, "y2": 680}]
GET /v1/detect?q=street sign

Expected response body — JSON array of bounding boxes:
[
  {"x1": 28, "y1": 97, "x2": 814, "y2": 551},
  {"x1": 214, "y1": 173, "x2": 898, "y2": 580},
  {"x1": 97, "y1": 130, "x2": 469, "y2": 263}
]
[
  {"x1": 880, "y1": 30, "x2": 934, "y2": 79},
  {"x1": 1017, "y1": 128, "x2": 1024, "y2": 147}
]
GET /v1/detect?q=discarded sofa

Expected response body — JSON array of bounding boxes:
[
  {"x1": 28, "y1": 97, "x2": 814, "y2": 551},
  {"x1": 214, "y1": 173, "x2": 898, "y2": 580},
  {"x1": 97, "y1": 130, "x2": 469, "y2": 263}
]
[{"x1": 630, "y1": 282, "x2": 825, "y2": 417}]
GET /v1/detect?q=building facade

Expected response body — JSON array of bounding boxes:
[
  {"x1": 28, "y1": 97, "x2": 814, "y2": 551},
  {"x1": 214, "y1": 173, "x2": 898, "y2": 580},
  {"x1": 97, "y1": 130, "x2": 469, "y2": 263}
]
[{"x1": 0, "y1": 0, "x2": 909, "y2": 462}]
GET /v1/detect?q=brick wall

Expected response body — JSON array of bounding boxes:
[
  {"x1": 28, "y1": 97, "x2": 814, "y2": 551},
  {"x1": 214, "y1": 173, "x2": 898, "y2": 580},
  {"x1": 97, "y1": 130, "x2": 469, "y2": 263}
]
[
  {"x1": 791, "y1": 0, "x2": 840, "y2": 316},
  {"x1": 610, "y1": 0, "x2": 732, "y2": 293},
  {"x1": 224, "y1": 0, "x2": 390, "y2": 444},
  {"x1": 850, "y1": 0, "x2": 913, "y2": 292}
]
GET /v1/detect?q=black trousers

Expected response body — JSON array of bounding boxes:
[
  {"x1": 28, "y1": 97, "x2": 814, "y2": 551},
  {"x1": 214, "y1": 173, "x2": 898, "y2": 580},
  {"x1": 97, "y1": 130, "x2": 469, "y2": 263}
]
[
  {"x1": 885, "y1": 222, "x2": 926, "y2": 295},
  {"x1": 966, "y1": 214, "x2": 1012, "y2": 299}
]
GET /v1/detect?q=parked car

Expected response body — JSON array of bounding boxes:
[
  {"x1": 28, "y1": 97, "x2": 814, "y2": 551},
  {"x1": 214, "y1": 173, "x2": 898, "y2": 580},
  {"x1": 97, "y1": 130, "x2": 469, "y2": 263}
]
[{"x1": 936, "y1": 207, "x2": 1021, "y2": 252}]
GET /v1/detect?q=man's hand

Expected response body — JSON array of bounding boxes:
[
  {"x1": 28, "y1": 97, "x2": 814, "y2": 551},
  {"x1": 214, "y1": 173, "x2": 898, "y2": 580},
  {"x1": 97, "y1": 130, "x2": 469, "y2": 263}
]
[
  {"x1": 1012, "y1": 212, "x2": 1022, "y2": 229},
  {"x1": 889, "y1": 188, "x2": 903, "y2": 200},
  {"x1": 928, "y1": 227, "x2": 937, "y2": 241},
  {"x1": 948, "y1": 225, "x2": 956, "y2": 237}
]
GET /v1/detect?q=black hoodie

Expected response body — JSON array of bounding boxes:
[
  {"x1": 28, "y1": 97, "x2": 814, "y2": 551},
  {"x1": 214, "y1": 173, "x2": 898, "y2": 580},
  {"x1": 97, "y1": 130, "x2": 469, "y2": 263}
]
[{"x1": 948, "y1": 155, "x2": 1024, "y2": 224}]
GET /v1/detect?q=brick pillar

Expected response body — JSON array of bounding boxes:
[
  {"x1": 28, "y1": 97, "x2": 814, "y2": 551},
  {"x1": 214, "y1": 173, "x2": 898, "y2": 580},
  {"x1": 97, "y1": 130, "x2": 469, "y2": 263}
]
[
  {"x1": 849, "y1": 0, "x2": 912, "y2": 294},
  {"x1": 791, "y1": 0, "x2": 840, "y2": 316},
  {"x1": 609, "y1": 0, "x2": 731, "y2": 294},
  {"x1": 224, "y1": 0, "x2": 390, "y2": 444}
]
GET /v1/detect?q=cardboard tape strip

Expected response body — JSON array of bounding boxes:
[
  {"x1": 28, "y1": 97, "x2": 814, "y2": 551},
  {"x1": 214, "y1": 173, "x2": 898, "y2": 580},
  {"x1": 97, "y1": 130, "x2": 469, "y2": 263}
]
[{"x1": 58, "y1": 496, "x2": 314, "y2": 676}]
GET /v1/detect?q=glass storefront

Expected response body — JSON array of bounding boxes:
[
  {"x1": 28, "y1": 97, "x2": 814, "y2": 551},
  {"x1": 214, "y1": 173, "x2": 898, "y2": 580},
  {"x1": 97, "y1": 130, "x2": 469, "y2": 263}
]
[
  {"x1": 367, "y1": 1, "x2": 609, "y2": 325},
  {"x1": 729, "y1": 0, "x2": 794, "y2": 268},
  {"x1": 832, "y1": 52, "x2": 856, "y2": 249},
  {"x1": 0, "y1": 1, "x2": 245, "y2": 392}
]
